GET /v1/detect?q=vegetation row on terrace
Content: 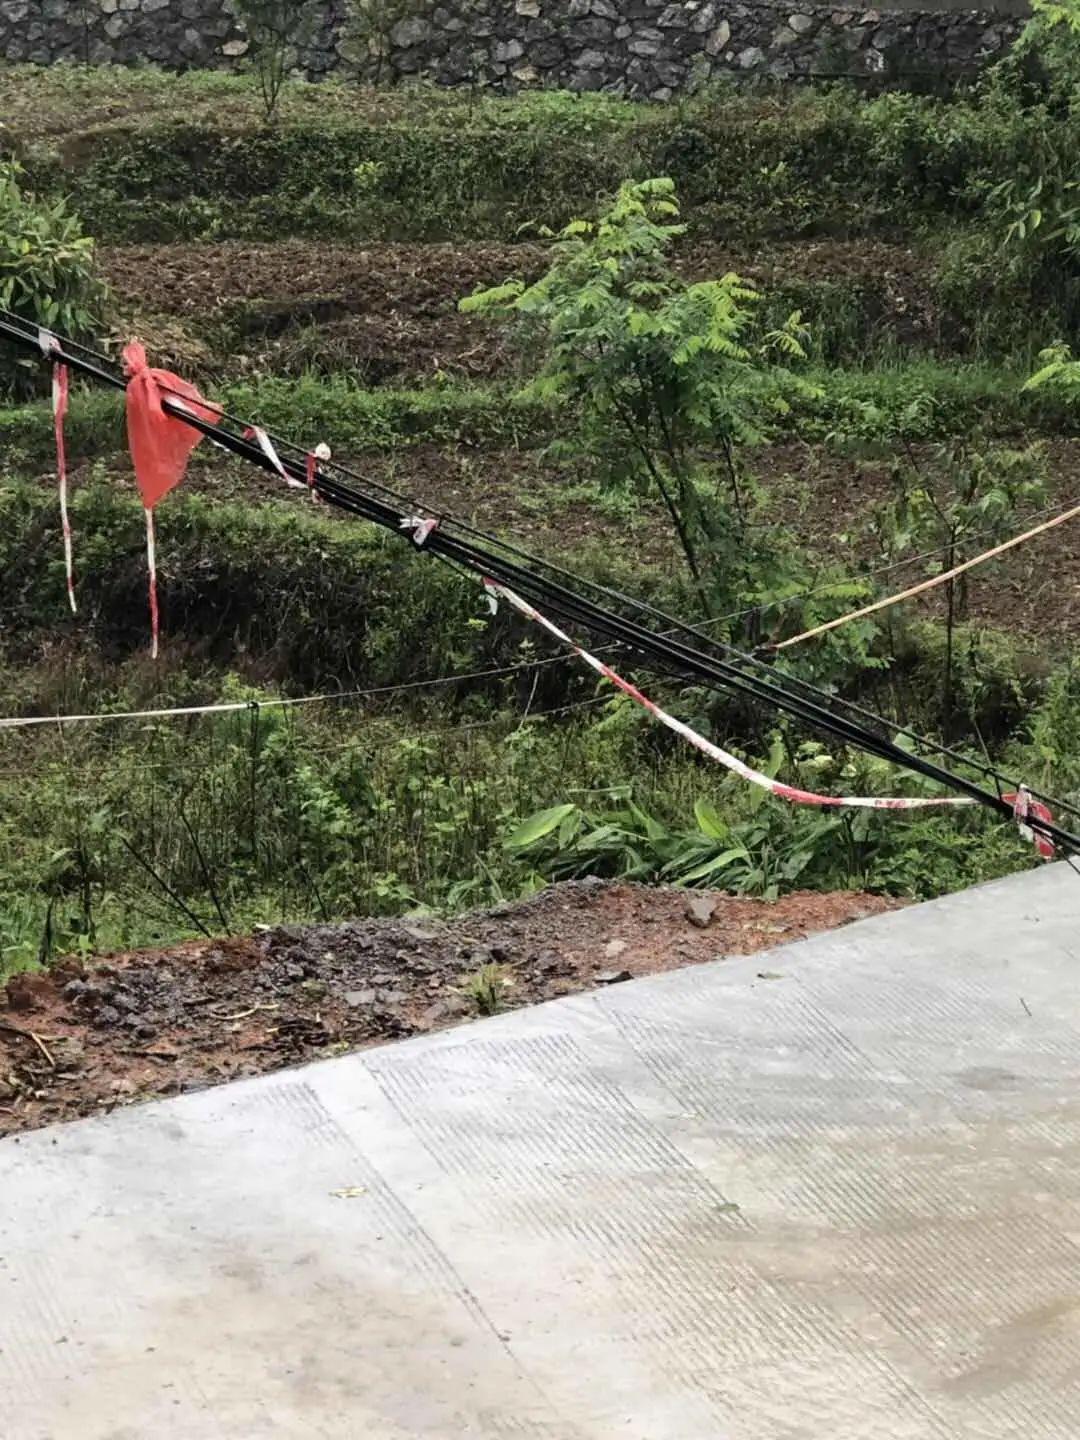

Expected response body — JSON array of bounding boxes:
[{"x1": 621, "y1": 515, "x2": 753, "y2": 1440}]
[{"x1": 3, "y1": 6, "x2": 1080, "y2": 970}]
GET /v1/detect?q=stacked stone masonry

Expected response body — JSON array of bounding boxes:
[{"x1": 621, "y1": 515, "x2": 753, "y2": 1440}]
[{"x1": 1, "y1": 0, "x2": 1024, "y2": 98}]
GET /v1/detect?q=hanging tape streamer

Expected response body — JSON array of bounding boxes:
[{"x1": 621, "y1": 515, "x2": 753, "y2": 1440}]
[
  {"x1": 1009, "y1": 785, "x2": 1055, "y2": 861},
  {"x1": 144, "y1": 506, "x2": 160, "y2": 661},
  {"x1": 304, "y1": 442, "x2": 330, "y2": 503},
  {"x1": 246, "y1": 426, "x2": 306, "y2": 490},
  {"x1": 39, "y1": 330, "x2": 76, "y2": 614},
  {"x1": 123, "y1": 341, "x2": 222, "y2": 658},
  {"x1": 484, "y1": 578, "x2": 1055, "y2": 857}
]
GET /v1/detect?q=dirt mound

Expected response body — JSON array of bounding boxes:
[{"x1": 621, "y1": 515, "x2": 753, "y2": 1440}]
[{"x1": 0, "y1": 881, "x2": 896, "y2": 1138}]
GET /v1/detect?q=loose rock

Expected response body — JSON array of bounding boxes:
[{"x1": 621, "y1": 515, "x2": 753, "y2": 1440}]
[{"x1": 685, "y1": 895, "x2": 718, "y2": 929}]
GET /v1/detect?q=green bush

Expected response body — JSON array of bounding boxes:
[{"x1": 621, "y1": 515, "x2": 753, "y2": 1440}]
[{"x1": 0, "y1": 160, "x2": 106, "y2": 398}]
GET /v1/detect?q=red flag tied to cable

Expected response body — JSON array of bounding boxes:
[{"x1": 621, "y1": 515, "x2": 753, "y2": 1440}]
[{"x1": 123, "y1": 342, "x2": 221, "y2": 657}]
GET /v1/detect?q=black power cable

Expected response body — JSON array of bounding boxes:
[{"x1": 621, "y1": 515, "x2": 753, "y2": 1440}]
[
  {"x1": 4, "y1": 312, "x2": 1078, "y2": 857},
  {"x1": 7, "y1": 305, "x2": 1071, "y2": 821}
]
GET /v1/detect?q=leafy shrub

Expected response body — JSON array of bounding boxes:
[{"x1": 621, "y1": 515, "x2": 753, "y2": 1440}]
[
  {"x1": 234, "y1": 0, "x2": 319, "y2": 122},
  {"x1": 0, "y1": 160, "x2": 105, "y2": 397},
  {"x1": 464, "y1": 176, "x2": 815, "y2": 618}
]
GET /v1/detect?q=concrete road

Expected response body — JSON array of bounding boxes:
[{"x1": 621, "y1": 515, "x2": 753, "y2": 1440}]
[{"x1": 3, "y1": 863, "x2": 1080, "y2": 1439}]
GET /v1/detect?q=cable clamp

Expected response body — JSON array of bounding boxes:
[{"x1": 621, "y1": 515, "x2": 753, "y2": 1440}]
[
  {"x1": 1006, "y1": 784, "x2": 1055, "y2": 861},
  {"x1": 400, "y1": 514, "x2": 439, "y2": 547}
]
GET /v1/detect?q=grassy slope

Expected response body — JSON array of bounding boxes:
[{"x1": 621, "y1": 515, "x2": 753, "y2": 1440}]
[{"x1": 2, "y1": 64, "x2": 1079, "y2": 970}]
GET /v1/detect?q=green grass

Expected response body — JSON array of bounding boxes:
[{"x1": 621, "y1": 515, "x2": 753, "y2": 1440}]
[
  {"x1": 0, "y1": 65, "x2": 661, "y2": 142},
  {"x1": 3, "y1": 362, "x2": 1075, "y2": 479},
  {"x1": 2, "y1": 65, "x2": 1040, "y2": 244},
  {"x1": 0, "y1": 640, "x2": 1049, "y2": 979}
]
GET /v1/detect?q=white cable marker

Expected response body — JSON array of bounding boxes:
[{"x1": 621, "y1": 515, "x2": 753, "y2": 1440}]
[{"x1": 399, "y1": 514, "x2": 439, "y2": 546}]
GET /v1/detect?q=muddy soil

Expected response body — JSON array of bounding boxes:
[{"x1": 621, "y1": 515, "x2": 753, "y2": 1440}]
[
  {"x1": 0, "y1": 880, "x2": 896, "y2": 1139},
  {"x1": 101, "y1": 237, "x2": 930, "y2": 382}
]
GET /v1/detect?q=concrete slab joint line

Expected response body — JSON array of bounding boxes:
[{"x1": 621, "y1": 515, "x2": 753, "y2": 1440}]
[{"x1": 4, "y1": 864, "x2": 1080, "y2": 1437}]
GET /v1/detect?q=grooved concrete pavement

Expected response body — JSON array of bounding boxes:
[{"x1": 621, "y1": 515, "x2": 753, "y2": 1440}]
[{"x1": 4, "y1": 864, "x2": 1080, "y2": 1439}]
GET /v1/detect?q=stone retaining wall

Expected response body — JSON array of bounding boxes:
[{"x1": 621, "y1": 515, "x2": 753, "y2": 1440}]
[{"x1": 1, "y1": 0, "x2": 1025, "y2": 97}]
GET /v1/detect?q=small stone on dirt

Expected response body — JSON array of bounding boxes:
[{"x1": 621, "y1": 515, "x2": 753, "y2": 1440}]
[
  {"x1": 604, "y1": 938, "x2": 629, "y2": 960},
  {"x1": 596, "y1": 969, "x2": 632, "y2": 986},
  {"x1": 685, "y1": 896, "x2": 718, "y2": 929},
  {"x1": 403, "y1": 925, "x2": 439, "y2": 943},
  {"x1": 300, "y1": 979, "x2": 328, "y2": 1000},
  {"x1": 345, "y1": 988, "x2": 377, "y2": 1008},
  {"x1": 535, "y1": 949, "x2": 566, "y2": 976},
  {"x1": 4, "y1": 972, "x2": 52, "y2": 1012},
  {"x1": 421, "y1": 996, "x2": 470, "y2": 1025}
]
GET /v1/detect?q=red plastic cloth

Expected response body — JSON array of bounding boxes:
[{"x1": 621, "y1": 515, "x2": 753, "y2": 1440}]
[
  {"x1": 123, "y1": 341, "x2": 221, "y2": 509},
  {"x1": 122, "y1": 342, "x2": 221, "y2": 657},
  {"x1": 1005, "y1": 788, "x2": 1056, "y2": 860}
]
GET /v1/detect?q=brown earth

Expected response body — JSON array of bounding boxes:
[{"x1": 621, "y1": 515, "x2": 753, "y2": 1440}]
[
  {"x1": 0, "y1": 879, "x2": 897, "y2": 1139},
  {"x1": 99, "y1": 237, "x2": 929, "y2": 382},
  {"x1": 101, "y1": 240, "x2": 545, "y2": 384}
]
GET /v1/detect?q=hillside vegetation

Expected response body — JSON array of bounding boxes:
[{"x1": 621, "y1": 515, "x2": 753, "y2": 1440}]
[{"x1": 3, "y1": 17, "x2": 1080, "y2": 972}]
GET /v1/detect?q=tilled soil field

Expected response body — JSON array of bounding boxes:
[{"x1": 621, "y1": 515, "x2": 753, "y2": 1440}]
[
  {"x1": 0, "y1": 880, "x2": 896, "y2": 1139},
  {"x1": 101, "y1": 237, "x2": 930, "y2": 381}
]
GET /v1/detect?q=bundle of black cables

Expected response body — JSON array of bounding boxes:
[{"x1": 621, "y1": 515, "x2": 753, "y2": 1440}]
[{"x1": 2, "y1": 306, "x2": 1078, "y2": 860}]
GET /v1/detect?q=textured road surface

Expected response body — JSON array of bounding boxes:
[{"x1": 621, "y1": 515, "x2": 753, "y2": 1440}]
[{"x1": 4, "y1": 863, "x2": 1080, "y2": 1439}]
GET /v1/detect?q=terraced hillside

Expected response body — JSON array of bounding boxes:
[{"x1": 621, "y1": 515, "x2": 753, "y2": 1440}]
[{"x1": 1, "y1": 59, "x2": 1079, "y2": 974}]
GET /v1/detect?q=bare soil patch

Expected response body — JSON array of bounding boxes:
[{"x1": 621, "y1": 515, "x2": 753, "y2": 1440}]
[
  {"x1": 0, "y1": 880, "x2": 895, "y2": 1139},
  {"x1": 100, "y1": 237, "x2": 930, "y2": 382}
]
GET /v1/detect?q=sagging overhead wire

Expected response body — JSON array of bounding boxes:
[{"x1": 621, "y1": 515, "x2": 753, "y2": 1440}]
[
  {"x1": 771, "y1": 498, "x2": 1080, "y2": 653},
  {"x1": 1, "y1": 311, "x2": 1077, "y2": 858},
  {"x1": 7, "y1": 307, "x2": 1071, "y2": 823},
  {"x1": 4, "y1": 307, "x2": 1074, "y2": 839}
]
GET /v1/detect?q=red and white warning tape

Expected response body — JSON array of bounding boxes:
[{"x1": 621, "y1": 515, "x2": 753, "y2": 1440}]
[
  {"x1": 305, "y1": 442, "x2": 331, "y2": 502},
  {"x1": 39, "y1": 329, "x2": 76, "y2": 613},
  {"x1": 245, "y1": 425, "x2": 307, "y2": 491},
  {"x1": 400, "y1": 514, "x2": 439, "y2": 546},
  {"x1": 483, "y1": 579, "x2": 1054, "y2": 855}
]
